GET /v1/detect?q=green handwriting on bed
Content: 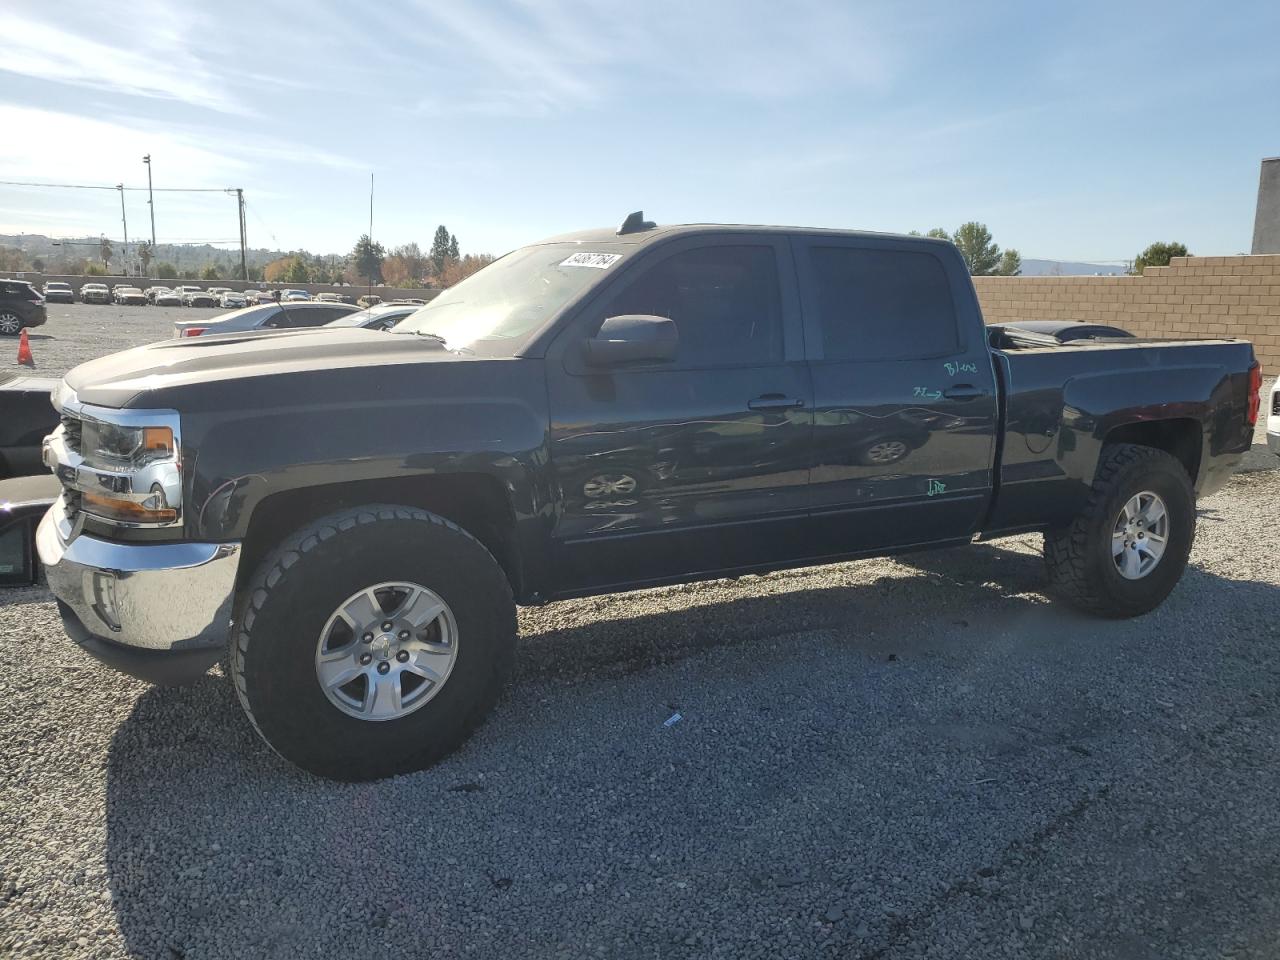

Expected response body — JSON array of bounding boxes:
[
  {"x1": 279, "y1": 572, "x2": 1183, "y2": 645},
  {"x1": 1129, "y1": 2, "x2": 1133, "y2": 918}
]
[{"x1": 926, "y1": 479, "x2": 947, "y2": 497}]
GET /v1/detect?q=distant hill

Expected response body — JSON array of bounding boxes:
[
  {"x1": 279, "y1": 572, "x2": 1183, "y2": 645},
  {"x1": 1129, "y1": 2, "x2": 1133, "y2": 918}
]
[{"x1": 1020, "y1": 259, "x2": 1129, "y2": 276}]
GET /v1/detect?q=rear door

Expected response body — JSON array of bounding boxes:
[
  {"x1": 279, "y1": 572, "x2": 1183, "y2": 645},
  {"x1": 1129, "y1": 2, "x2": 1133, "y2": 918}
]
[
  {"x1": 793, "y1": 236, "x2": 998, "y2": 553},
  {"x1": 544, "y1": 234, "x2": 813, "y2": 593}
]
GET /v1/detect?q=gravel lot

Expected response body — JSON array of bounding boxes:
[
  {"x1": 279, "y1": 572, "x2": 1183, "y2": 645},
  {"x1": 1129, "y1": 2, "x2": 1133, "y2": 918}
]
[{"x1": 3, "y1": 305, "x2": 1279, "y2": 959}]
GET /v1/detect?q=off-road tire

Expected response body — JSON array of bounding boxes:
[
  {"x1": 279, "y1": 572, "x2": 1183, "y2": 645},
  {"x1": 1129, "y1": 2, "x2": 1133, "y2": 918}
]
[
  {"x1": 1044, "y1": 443, "x2": 1196, "y2": 618},
  {"x1": 230, "y1": 504, "x2": 516, "y2": 781}
]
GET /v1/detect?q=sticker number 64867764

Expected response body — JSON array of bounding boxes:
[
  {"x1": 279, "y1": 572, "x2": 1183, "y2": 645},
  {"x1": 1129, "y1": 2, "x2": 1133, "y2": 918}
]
[{"x1": 560, "y1": 252, "x2": 622, "y2": 269}]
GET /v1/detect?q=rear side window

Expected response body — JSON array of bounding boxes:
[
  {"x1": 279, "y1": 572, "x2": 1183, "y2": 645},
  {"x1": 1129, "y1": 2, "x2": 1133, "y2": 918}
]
[
  {"x1": 807, "y1": 247, "x2": 959, "y2": 361},
  {"x1": 599, "y1": 245, "x2": 783, "y2": 367}
]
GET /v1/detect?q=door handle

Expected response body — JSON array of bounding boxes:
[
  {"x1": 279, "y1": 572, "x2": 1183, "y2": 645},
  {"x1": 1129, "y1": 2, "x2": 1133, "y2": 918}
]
[
  {"x1": 942, "y1": 384, "x2": 987, "y2": 401},
  {"x1": 748, "y1": 394, "x2": 805, "y2": 411}
]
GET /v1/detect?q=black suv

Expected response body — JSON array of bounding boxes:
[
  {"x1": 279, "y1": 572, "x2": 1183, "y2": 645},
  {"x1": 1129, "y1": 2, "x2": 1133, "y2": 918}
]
[{"x1": 0, "y1": 280, "x2": 46, "y2": 336}]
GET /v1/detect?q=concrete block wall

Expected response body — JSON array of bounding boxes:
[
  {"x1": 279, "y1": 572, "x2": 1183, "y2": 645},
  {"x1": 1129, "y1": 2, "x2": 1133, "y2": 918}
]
[{"x1": 972, "y1": 254, "x2": 1280, "y2": 372}]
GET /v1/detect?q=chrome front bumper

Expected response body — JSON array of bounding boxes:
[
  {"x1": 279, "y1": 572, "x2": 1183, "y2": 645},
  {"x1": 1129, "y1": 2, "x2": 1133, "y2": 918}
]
[{"x1": 37, "y1": 500, "x2": 241, "y2": 682}]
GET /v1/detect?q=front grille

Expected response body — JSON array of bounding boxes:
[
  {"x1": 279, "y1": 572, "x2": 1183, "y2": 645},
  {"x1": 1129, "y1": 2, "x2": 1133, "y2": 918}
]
[{"x1": 60, "y1": 412, "x2": 83, "y2": 454}]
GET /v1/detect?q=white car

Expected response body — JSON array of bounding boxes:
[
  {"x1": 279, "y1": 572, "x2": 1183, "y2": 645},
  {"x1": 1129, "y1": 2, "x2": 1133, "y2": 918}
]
[
  {"x1": 1267, "y1": 377, "x2": 1279, "y2": 457},
  {"x1": 219, "y1": 291, "x2": 248, "y2": 309}
]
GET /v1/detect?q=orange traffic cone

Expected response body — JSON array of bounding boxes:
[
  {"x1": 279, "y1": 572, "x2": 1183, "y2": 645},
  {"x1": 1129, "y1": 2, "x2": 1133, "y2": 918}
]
[{"x1": 17, "y1": 328, "x2": 34, "y2": 367}]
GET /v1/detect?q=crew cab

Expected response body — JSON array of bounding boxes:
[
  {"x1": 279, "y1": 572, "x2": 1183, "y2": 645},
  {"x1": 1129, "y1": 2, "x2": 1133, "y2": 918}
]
[{"x1": 36, "y1": 216, "x2": 1263, "y2": 781}]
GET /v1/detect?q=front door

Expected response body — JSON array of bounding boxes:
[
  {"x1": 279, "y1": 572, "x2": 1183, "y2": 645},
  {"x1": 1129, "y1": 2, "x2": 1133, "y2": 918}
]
[
  {"x1": 545, "y1": 236, "x2": 812, "y2": 595},
  {"x1": 792, "y1": 236, "x2": 999, "y2": 554}
]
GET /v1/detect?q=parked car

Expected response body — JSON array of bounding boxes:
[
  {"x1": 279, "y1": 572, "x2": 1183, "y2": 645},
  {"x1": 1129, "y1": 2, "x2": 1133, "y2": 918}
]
[
  {"x1": 989, "y1": 320, "x2": 1135, "y2": 343},
  {"x1": 244, "y1": 289, "x2": 270, "y2": 305},
  {"x1": 356, "y1": 294, "x2": 383, "y2": 308},
  {"x1": 42, "y1": 281, "x2": 74, "y2": 304},
  {"x1": 113, "y1": 286, "x2": 146, "y2": 306},
  {"x1": 37, "y1": 217, "x2": 1263, "y2": 781},
  {"x1": 178, "y1": 286, "x2": 218, "y2": 308},
  {"x1": 280, "y1": 289, "x2": 311, "y2": 302},
  {"x1": 0, "y1": 280, "x2": 46, "y2": 335},
  {"x1": 315, "y1": 292, "x2": 344, "y2": 303},
  {"x1": 80, "y1": 283, "x2": 110, "y2": 305},
  {"x1": 1268, "y1": 377, "x2": 1279, "y2": 457},
  {"x1": 0, "y1": 373, "x2": 58, "y2": 478},
  {"x1": 324, "y1": 302, "x2": 419, "y2": 332},
  {"x1": 219, "y1": 291, "x2": 248, "y2": 309},
  {"x1": 145, "y1": 286, "x2": 179, "y2": 306},
  {"x1": 171, "y1": 300, "x2": 360, "y2": 337},
  {"x1": 206, "y1": 287, "x2": 233, "y2": 298},
  {"x1": 387, "y1": 298, "x2": 427, "y2": 306}
]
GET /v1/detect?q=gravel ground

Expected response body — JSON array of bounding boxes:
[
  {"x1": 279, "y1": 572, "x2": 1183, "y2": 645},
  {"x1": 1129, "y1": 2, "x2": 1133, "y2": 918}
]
[
  {"x1": 2, "y1": 466, "x2": 1278, "y2": 959},
  {"x1": 13, "y1": 303, "x2": 224, "y2": 379},
  {"x1": 3, "y1": 303, "x2": 1279, "y2": 958}
]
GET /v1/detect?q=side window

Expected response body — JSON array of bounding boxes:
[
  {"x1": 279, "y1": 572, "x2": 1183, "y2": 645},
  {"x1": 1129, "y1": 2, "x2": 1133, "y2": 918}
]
[
  {"x1": 808, "y1": 247, "x2": 959, "y2": 361},
  {"x1": 599, "y1": 245, "x2": 783, "y2": 367},
  {"x1": 260, "y1": 307, "x2": 289, "y2": 328}
]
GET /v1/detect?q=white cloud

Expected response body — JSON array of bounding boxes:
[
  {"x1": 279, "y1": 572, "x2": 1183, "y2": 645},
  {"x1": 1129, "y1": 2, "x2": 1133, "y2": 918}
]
[
  {"x1": 409, "y1": 0, "x2": 899, "y2": 115},
  {"x1": 0, "y1": 7, "x2": 244, "y2": 115}
]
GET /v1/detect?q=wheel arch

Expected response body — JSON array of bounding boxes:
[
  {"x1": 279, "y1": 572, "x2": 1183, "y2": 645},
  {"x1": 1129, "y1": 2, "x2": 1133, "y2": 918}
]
[
  {"x1": 234, "y1": 473, "x2": 525, "y2": 601},
  {"x1": 1101, "y1": 418, "x2": 1203, "y2": 485}
]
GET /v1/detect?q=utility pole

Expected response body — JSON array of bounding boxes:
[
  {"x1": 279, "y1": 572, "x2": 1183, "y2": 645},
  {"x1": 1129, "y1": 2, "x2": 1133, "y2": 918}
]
[
  {"x1": 116, "y1": 184, "x2": 129, "y2": 276},
  {"x1": 236, "y1": 188, "x2": 248, "y2": 281},
  {"x1": 143, "y1": 154, "x2": 156, "y2": 276},
  {"x1": 368, "y1": 173, "x2": 374, "y2": 297}
]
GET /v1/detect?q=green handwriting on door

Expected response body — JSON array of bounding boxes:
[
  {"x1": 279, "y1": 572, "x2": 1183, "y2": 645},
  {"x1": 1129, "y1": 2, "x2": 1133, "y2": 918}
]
[
  {"x1": 912, "y1": 387, "x2": 942, "y2": 400},
  {"x1": 943, "y1": 361, "x2": 978, "y2": 376},
  {"x1": 926, "y1": 479, "x2": 947, "y2": 497}
]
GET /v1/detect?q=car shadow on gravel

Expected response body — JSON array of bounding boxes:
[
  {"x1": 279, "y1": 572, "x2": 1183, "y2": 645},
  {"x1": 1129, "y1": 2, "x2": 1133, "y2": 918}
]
[{"x1": 99, "y1": 541, "x2": 1280, "y2": 959}]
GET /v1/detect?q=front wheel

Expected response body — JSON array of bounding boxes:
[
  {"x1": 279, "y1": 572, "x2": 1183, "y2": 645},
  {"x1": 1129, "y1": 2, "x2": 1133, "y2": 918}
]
[
  {"x1": 1044, "y1": 443, "x2": 1196, "y2": 618},
  {"x1": 230, "y1": 505, "x2": 516, "y2": 780},
  {"x1": 0, "y1": 312, "x2": 22, "y2": 335}
]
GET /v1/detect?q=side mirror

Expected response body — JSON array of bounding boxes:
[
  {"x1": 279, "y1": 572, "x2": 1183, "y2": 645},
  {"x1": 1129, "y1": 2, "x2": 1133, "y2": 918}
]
[{"x1": 584, "y1": 314, "x2": 678, "y2": 366}]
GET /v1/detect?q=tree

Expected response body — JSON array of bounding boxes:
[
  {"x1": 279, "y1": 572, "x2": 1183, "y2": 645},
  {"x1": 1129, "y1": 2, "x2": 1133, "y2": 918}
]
[
  {"x1": 201, "y1": 264, "x2": 222, "y2": 282},
  {"x1": 951, "y1": 222, "x2": 1005, "y2": 275},
  {"x1": 31, "y1": 258, "x2": 45, "y2": 273},
  {"x1": 429, "y1": 225, "x2": 453, "y2": 275},
  {"x1": 1132, "y1": 241, "x2": 1189, "y2": 274},
  {"x1": 154, "y1": 261, "x2": 177, "y2": 279},
  {"x1": 84, "y1": 263, "x2": 106, "y2": 276},
  {"x1": 447, "y1": 233, "x2": 460, "y2": 261},
  {"x1": 926, "y1": 228, "x2": 951, "y2": 240},
  {"x1": 137, "y1": 242, "x2": 153, "y2": 277},
  {"x1": 99, "y1": 237, "x2": 113, "y2": 270},
  {"x1": 997, "y1": 249, "x2": 1022, "y2": 276},
  {"x1": 437, "y1": 253, "x2": 495, "y2": 287},
  {"x1": 282, "y1": 257, "x2": 311, "y2": 284},
  {"x1": 351, "y1": 234, "x2": 385, "y2": 285}
]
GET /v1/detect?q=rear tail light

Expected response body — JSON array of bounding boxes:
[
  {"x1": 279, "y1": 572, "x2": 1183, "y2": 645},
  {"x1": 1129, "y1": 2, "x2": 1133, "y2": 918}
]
[
  {"x1": 1247, "y1": 362, "x2": 1262, "y2": 426},
  {"x1": 178, "y1": 327, "x2": 207, "y2": 338}
]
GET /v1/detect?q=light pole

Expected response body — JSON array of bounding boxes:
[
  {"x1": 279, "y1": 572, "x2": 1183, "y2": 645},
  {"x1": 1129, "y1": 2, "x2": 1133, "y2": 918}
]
[
  {"x1": 116, "y1": 183, "x2": 129, "y2": 277},
  {"x1": 143, "y1": 154, "x2": 156, "y2": 275}
]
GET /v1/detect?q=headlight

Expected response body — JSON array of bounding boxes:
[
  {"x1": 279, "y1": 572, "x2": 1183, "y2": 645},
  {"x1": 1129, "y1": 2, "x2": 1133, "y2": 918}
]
[
  {"x1": 82, "y1": 420, "x2": 174, "y2": 467},
  {"x1": 51, "y1": 401, "x2": 184, "y2": 527}
]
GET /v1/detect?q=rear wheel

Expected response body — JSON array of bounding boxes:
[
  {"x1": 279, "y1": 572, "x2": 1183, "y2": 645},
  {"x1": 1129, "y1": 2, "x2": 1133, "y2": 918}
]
[
  {"x1": 1044, "y1": 443, "x2": 1196, "y2": 618},
  {"x1": 230, "y1": 504, "x2": 516, "y2": 781}
]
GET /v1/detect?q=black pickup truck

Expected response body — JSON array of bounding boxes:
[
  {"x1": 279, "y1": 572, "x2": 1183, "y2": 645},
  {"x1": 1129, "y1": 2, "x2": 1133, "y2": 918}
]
[{"x1": 36, "y1": 217, "x2": 1263, "y2": 780}]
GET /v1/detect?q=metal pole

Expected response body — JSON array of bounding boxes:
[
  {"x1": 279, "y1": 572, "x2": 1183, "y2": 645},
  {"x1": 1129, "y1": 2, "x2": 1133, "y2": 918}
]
[
  {"x1": 117, "y1": 183, "x2": 129, "y2": 276},
  {"x1": 143, "y1": 155, "x2": 156, "y2": 274},
  {"x1": 236, "y1": 188, "x2": 248, "y2": 281},
  {"x1": 368, "y1": 173, "x2": 374, "y2": 297}
]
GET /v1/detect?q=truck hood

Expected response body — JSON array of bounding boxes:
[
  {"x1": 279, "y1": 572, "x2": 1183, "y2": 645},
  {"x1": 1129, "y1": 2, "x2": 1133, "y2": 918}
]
[{"x1": 64, "y1": 328, "x2": 454, "y2": 408}]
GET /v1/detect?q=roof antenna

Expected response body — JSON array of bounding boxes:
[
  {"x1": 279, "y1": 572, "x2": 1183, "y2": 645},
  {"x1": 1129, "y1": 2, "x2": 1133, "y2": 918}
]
[{"x1": 617, "y1": 210, "x2": 656, "y2": 235}]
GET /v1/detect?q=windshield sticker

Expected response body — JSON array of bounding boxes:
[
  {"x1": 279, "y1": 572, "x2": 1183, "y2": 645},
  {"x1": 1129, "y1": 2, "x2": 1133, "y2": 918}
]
[{"x1": 560, "y1": 252, "x2": 622, "y2": 269}]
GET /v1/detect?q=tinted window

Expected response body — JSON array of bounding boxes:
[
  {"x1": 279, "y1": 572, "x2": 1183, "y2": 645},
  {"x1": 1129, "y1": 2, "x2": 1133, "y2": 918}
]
[
  {"x1": 279, "y1": 305, "x2": 350, "y2": 327},
  {"x1": 808, "y1": 247, "x2": 958, "y2": 361},
  {"x1": 600, "y1": 245, "x2": 782, "y2": 367}
]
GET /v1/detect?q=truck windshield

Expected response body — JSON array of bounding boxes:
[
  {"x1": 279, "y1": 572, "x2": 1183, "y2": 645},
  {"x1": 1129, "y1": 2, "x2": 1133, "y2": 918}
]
[{"x1": 392, "y1": 243, "x2": 627, "y2": 353}]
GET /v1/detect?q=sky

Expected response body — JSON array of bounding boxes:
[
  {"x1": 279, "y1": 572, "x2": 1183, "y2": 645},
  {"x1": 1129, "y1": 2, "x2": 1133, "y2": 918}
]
[{"x1": 0, "y1": 0, "x2": 1277, "y2": 264}]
